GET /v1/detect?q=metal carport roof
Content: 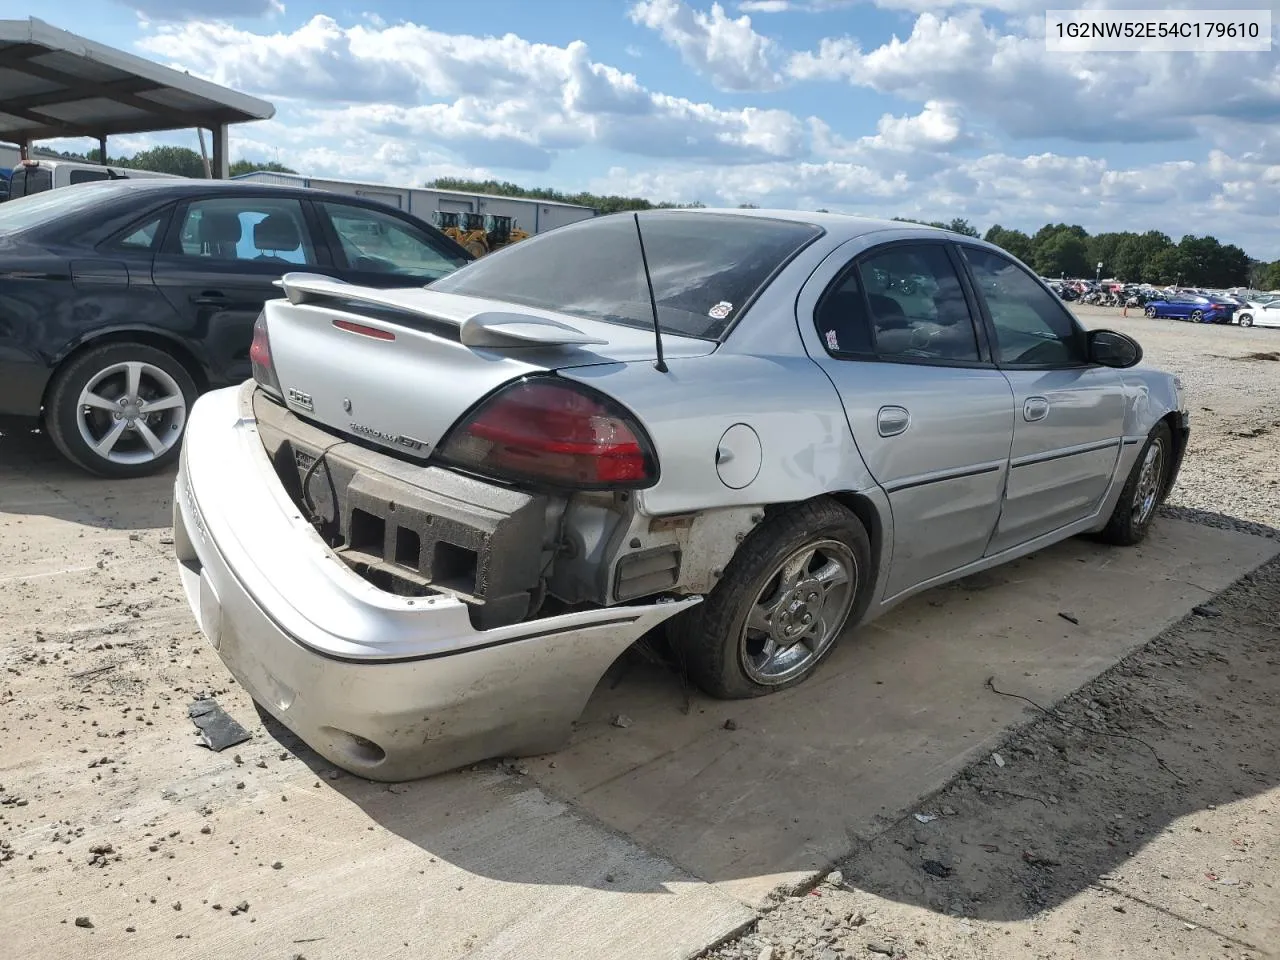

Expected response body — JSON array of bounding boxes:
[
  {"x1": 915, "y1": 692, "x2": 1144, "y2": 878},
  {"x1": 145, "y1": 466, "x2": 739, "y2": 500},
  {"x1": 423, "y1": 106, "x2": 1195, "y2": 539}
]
[{"x1": 0, "y1": 17, "x2": 273, "y2": 172}]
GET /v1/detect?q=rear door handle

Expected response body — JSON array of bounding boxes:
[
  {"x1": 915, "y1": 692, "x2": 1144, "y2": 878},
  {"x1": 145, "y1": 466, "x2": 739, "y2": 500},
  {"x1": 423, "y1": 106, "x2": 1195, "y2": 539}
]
[
  {"x1": 877, "y1": 405, "x2": 911, "y2": 437},
  {"x1": 191, "y1": 291, "x2": 230, "y2": 306},
  {"x1": 1023, "y1": 397, "x2": 1050, "y2": 422}
]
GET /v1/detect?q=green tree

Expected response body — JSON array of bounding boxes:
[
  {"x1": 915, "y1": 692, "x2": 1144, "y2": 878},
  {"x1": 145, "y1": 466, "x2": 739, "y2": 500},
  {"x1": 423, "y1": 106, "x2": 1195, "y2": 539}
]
[
  {"x1": 1033, "y1": 231, "x2": 1090, "y2": 278},
  {"x1": 984, "y1": 224, "x2": 1034, "y2": 262},
  {"x1": 229, "y1": 159, "x2": 298, "y2": 177},
  {"x1": 1148, "y1": 247, "x2": 1189, "y2": 285}
]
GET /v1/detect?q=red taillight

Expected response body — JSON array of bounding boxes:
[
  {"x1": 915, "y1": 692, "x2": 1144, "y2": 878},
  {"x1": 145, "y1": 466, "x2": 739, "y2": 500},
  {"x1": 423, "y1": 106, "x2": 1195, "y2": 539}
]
[
  {"x1": 439, "y1": 378, "x2": 657, "y2": 489},
  {"x1": 249, "y1": 313, "x2": 282, "y2": 397}
]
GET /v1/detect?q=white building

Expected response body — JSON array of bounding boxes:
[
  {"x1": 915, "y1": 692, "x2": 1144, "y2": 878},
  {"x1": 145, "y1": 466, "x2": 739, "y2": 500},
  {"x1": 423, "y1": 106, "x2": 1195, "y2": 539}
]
[{"x1": 230, "y1": 171, "x2": 596, "y2": 235}]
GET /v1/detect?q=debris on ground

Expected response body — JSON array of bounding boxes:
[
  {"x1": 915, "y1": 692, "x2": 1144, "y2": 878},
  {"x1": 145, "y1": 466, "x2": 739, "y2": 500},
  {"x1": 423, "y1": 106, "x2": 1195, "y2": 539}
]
[
  {"x1": 187, "y1": 699, "x2": 252, "y2": 752},
  {"x1": 610, "y1": 714, "x2": 633, "y2": 729}
]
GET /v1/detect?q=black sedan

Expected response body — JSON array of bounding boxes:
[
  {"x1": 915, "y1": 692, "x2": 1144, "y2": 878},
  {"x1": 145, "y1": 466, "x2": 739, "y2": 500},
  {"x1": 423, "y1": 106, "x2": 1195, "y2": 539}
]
[{"x1": 0, "y1": 179, "x2": 473, "y2": 476}]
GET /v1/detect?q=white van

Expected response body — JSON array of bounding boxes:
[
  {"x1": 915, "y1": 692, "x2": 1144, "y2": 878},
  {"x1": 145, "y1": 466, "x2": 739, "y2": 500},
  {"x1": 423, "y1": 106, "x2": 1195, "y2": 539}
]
[{"x1": 1, "y1": 154, "x2": 183, "y2": 200}]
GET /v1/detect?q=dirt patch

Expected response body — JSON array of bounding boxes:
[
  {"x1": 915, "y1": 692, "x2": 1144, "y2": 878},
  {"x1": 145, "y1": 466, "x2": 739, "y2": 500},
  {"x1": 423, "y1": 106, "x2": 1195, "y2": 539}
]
[{"x1": 707, "y1": 558, "x2": 1280, "y2": 960}]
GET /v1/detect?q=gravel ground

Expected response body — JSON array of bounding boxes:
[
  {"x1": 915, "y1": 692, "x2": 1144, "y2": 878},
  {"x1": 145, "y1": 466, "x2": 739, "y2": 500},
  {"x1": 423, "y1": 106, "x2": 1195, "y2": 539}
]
[{"x1": 703, "y1": 307, "x2": 1280, "y2": 960}]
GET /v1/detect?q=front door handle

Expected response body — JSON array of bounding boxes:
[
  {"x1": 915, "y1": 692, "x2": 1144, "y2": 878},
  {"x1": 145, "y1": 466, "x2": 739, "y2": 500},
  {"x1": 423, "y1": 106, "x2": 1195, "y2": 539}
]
[
  {"x1": 1023, "y1": 397, "x2": 1050, "y2": 422},
  {"x1": 877, "y1": 405, "x2": 911, "y2": 437},
  {"x1": 191, "y1": 290, "x2": 230, "y2": 306}
]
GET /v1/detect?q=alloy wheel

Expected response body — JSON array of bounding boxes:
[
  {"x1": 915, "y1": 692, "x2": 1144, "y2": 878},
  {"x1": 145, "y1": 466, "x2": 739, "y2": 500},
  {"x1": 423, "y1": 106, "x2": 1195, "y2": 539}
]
[
  {"x1": 1131, "y1": 438, "x2": 1165, "y2": 528},
  {"x1": 75, "y1": 360, "x2": 187, "y2": 466},
  {"x1": 739, "y1": 539, "x2": 858, "y2": 685}
]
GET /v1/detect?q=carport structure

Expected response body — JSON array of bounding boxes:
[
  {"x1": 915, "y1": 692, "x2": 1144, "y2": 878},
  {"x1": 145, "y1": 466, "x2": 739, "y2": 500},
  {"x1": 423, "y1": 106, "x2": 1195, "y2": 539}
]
[{"x1": 0, "y1": 17, "x2": 274, "y2": 177}]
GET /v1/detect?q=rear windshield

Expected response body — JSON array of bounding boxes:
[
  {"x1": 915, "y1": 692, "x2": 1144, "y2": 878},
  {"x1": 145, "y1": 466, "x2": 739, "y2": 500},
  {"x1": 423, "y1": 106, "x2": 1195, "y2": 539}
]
[
  {"x1": 428, "y1": 212, "x2": 822, "y2": 340},
  {"x1": 0, "y1": 181, "x2": 110, "y2": 232}
]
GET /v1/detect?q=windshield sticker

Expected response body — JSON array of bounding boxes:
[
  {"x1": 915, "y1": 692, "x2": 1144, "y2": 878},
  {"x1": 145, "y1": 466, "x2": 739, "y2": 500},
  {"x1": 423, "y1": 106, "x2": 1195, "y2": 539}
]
[
  {"x1": 825, "y1": 329, "x2": 840, "y2": 351},
  {"x1": 708, "y1": 301, "x2": 734, "y2": 320}
]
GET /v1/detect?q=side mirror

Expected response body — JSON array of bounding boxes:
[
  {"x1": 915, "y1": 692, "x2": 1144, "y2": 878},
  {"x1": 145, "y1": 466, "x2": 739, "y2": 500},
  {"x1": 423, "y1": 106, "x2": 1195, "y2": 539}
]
[{"x1": 1088, "y1": 329, "x2": 1143, "y2": 369}]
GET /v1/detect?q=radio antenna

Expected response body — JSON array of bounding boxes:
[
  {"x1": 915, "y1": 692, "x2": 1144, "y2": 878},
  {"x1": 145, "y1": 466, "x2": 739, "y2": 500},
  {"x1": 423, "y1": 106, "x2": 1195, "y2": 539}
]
[{"x1": 633, "y1": 212, "x2": 668, "y2": 373}]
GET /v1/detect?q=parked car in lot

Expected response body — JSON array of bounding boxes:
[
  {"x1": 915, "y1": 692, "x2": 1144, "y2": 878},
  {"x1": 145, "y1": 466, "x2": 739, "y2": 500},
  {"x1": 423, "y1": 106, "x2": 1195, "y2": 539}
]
[
  {"x1": 174, "y1": 210, "x2": 1190, "y2": 780},
  {"x1": 1143, "y1": 294, "x2": 1236, "y2": 323},
  {"x1": 0, "y1": 179, "x2": 472, "y2": 476},
  {"x1": 1235, "y1": 298, "x2": 1280, "y2": 328}
]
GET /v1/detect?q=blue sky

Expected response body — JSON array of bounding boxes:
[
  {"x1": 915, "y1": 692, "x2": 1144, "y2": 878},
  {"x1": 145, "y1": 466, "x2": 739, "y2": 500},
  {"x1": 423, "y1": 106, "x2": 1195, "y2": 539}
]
[{"x1": 32, "y1": 0, "x2": 1280, "y2": 258}]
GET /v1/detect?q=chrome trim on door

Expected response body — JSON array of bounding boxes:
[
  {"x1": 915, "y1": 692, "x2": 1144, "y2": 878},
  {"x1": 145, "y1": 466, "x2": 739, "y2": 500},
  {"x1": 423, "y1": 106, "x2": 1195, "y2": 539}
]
[
  {"x1": 1009, "y1": 436, "x2": 1121, "y2": 469},
  {"x1": 882, "y1": 459, "x2": 1005, "y2": 494},
  {"x1": 877, "y1": 405, "x2": 911, "y2": 437},
  {"x1": 1023, "y1": 396, "x2": 1050, "y2": 422}
]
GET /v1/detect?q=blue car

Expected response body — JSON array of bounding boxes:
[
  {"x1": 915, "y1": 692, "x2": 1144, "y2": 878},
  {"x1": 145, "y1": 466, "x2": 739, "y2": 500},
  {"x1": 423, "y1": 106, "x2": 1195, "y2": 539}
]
[{"x1": 1143, "y1": 295, "x2": 1236, "y2": 324}]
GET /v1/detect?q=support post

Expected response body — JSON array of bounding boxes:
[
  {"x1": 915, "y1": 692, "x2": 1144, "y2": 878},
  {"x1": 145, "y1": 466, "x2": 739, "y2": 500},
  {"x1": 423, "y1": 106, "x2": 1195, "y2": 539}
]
[
  {"x1": 18, "y1": 140, "x2": 29, "y2": 161},
  {"x1": 211, "y1": 123, "x2": 229, "y2": 179},
  {"x1": 98, "y1": 134, "x2": 108, "y2": 165}
]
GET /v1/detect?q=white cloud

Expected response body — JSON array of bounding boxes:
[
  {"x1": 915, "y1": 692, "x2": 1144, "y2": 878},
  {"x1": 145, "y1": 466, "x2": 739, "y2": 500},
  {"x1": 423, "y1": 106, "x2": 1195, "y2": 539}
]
[
  {"x1": 628, "y1": 0, "x2": 785, "y2": 91},
  {"x1": 787, "y1": 10, "x2": 1280, "y2": 142},
  {"x1": 138, "y1": 16, "x2": 808, "y2": 168},
  {"x1": 593, "y1": 146, "x2": 1280, "y2": 258}
]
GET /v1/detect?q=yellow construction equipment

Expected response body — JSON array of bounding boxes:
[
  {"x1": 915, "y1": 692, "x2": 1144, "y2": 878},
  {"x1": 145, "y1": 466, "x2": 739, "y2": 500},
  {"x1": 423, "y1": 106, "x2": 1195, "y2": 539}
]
[{"x1": 432, "y1": 210, "x2": 530, "y2": 257}]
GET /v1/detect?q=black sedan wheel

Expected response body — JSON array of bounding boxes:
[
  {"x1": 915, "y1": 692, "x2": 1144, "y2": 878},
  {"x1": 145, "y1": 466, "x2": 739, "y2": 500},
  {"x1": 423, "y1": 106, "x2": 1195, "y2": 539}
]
[
  {"x1": 45, "y1": 342, "x2": 197, "y2": 478},
  {"x1": 671, "y1": 498, "x2": 872, "y2": 699}
]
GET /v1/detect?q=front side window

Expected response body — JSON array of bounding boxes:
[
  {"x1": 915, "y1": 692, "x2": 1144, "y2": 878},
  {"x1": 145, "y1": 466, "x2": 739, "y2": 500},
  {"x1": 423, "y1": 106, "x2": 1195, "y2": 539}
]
[
  {"x1": 172, "y1": 197, "x2": 315, "y2": 266},
  {"x1": 430, "y1": 212, "x2": 822, "y2": 340},
  {"x1": 815, "y1": 243, "x2": 980, "y2": 363},
  {"x1": 320, "y1": 202, "x2": 469, "y2": 281},
  {"x1": 962, "y1": 246, "x2": 1087, "y2": 366}
]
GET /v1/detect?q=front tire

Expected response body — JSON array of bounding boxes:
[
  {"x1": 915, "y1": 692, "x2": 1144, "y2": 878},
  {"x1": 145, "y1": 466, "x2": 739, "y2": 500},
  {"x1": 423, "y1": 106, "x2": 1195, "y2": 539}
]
[
  {"x1": 45, "y1": 342, "x2": 196, "y2": 478},
  {"x1": 671, "y1": 499, "x2": 872, "y2": 699},
  {"x1": 1096, "y1": 421, "x2": 1172, "y2": 546},
  {"x1": 1144, "y1": 306, "x2": 1158, "y2": 318},
  {"x1": 1239, "y1": 313, "x2": 1253, "y2": 327}
]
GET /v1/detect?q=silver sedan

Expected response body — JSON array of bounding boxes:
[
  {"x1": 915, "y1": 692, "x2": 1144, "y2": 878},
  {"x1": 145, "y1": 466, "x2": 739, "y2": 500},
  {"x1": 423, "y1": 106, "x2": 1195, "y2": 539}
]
[{"x1": 174, "y1": 211, "x2": 1189, "y2": 780}]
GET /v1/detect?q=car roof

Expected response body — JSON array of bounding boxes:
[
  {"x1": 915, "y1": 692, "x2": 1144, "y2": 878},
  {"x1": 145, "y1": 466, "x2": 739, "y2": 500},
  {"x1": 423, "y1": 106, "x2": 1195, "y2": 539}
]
[
  {"x1": 638, "y1": 206, "x2": 956, "y2": 242},
  {"x1": 59, "y1": 178, "x2": 350, "y2": 198}
]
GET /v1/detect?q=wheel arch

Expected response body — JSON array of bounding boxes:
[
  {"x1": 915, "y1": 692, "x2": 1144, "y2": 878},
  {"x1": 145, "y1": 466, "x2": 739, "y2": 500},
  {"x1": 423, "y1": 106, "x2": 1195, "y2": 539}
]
[
  {"x1": 825, "y1": 490, "x2": 887, "y2": 599},
  {"x1": 43, "y1": 329, "x2": 209, "y2": 415}
]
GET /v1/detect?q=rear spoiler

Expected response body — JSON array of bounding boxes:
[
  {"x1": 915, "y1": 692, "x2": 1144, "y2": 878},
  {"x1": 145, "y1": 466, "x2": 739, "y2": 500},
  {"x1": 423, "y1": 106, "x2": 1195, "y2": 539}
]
[{"x1": 274, "y1": 273, "x2": 606, "y2": 349}]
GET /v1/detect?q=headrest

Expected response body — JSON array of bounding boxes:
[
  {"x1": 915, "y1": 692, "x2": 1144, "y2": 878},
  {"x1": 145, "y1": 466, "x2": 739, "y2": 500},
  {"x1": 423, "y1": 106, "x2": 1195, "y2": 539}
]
[
  {"x1": 197, "y1": 209, "x2": 242, "y2": 244},
  {"x1": 253, "y1": 213, "x2": 301, "y2": 251}
]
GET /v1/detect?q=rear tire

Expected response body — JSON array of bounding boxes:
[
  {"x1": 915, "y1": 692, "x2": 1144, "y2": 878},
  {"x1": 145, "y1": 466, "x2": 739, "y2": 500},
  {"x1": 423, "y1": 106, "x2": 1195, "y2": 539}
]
[
  {"x1": 670, "y1": 498, "x2": 872, "y2": 699},
  {"x1": 1096, "y1": 421, "x2": 1172, "y2": 547},
  {"x1": 45, "y1": 342, "x2": 196, "y2": 478},
  {"x1": 1191, "y1": 309, "x2": 1204, "y2": 323}
]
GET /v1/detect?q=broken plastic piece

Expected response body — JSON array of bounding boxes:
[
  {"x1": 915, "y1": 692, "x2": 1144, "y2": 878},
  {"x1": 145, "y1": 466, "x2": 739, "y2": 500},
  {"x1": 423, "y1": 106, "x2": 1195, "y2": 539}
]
[{"x1": 188, "y1": 699, "x2": 252, "y2": 752}]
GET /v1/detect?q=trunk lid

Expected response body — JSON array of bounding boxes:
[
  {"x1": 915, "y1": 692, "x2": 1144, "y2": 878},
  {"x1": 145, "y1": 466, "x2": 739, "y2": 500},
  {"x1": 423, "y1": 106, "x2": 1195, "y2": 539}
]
[{"x1": 262, "y1": 275, "x2": 713, "y2": 460}]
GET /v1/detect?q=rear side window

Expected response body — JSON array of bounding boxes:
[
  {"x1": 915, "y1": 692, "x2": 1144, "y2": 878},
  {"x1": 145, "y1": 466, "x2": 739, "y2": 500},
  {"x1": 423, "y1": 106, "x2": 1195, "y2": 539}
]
[
  {"x1": 69, "y1": 169, "x2": 110, "y2": 185},
  {"x1": 170, "y1": 197, "x2": 315, "y2": 266},
  {"x1": 429, "y1": 212, "x2": 822, "y2": 340},
  {"x1": 815, "y1": 243, "x2": 980, "y2": 363}
]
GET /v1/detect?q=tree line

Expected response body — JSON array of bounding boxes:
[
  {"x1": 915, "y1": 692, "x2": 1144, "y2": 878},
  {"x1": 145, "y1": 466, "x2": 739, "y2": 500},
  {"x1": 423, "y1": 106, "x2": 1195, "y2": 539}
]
[{"x1": 31, "y1": 145, "x2": 295, "y2": 180}]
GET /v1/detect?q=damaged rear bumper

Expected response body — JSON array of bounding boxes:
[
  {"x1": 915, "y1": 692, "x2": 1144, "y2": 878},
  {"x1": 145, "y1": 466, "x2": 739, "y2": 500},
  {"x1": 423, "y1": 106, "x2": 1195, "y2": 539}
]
[{"x1": 173, "y1": 383, "x2": 698, "y2": 781}]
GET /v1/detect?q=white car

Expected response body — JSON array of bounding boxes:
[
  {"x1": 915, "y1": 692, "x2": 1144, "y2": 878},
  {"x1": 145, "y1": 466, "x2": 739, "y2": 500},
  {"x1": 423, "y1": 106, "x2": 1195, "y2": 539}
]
[{"x1": 1235, "y1": 299, "x2": 1280, "y2": 327}]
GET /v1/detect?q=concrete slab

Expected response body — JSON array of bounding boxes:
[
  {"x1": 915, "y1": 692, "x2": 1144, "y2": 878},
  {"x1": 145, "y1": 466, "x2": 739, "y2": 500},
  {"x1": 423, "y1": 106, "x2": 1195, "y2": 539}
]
[{"x1": 527, "y1": 519, "x2": 1279, "y2": 907}]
